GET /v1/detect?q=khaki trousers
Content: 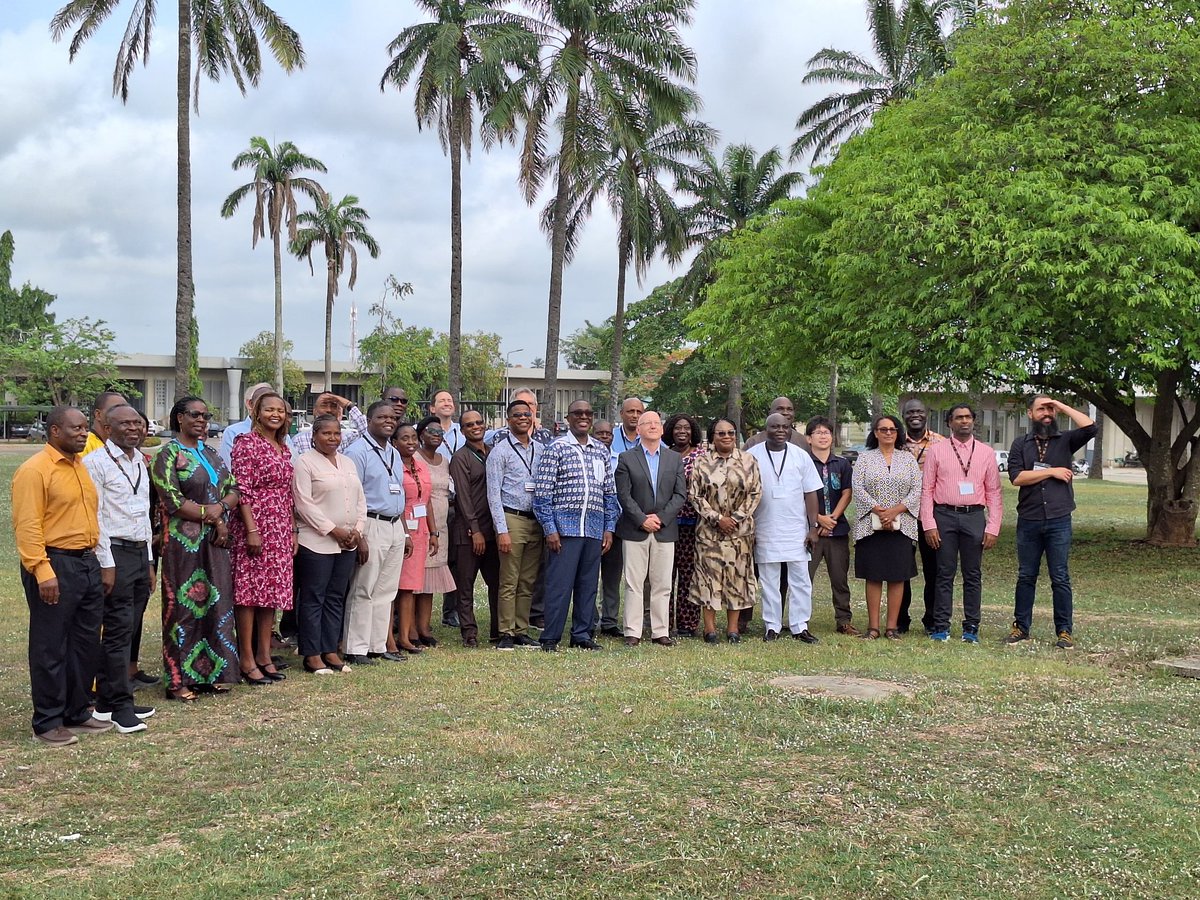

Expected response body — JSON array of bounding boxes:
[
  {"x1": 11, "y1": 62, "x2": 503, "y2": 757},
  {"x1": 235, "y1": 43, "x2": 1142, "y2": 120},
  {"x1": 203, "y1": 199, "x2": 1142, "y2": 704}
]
[
  {"x1": 498, "y1": 512, "x2": 543, "y2": 636},
  {"x1": 343, "y1": 516, "x2": 407, "y2": 655},
  {"x1": 622, "y1": 534, "x2": 675, "y2": 639}
]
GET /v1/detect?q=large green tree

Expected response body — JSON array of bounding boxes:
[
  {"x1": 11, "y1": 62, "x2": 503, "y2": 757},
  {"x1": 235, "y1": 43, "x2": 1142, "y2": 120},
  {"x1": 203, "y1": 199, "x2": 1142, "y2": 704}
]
[
  {"x1": 220, "y1": 136, "x2": 326, "y2": 394},
  {"x1": 497, "y1": 0, "x2": 698, "y2": 426},
  {"x1": 704, "y1": 0, "x2": 1200, "y2": 545},
  {"x1": 0, "y1": 230, "x2": 56, "y2": 343},
  {"x1": 290, "y1": 193, "x2": 381, "y2": 393},
  {"x1": 237, "y1": 330, "x2": 306, "y2": 401},
  {"x1": 51, "y1": 0, "x2": 305, "y2": 400},
  {"x1": 0, "y1": 318, "x2": 131, "y2": 407},
  {"x1": 381, "y1": 1, "x2": 534, "y2": 404}
]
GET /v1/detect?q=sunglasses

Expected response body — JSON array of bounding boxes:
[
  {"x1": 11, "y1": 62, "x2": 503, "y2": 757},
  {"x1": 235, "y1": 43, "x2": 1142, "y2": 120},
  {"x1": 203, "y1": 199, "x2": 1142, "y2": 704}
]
[
  {"x1": 876, "y1": 427, "x2": 898, "y2": 434},
  {"x1": 713, "y1": 430, "x2": 737, "y2": 437},
  {"x1": 568, "y1": 410, "x2": 594, "y2": 418},
  {"x1": 385, "y1": 396, "x2": 408, "y2": 403},
  {"x1": 182, "y1": 410, "x2": 213, "y2": 421}
]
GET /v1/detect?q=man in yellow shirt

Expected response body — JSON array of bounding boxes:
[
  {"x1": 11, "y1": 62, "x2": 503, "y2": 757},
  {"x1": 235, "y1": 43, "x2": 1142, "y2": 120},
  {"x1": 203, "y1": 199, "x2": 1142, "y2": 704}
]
[
  {"x1": 81, "y1": 390, "x2": 128, "y2": 457},
  {"x1": 12, "y1": 406, "x2": 112, "y2": 747}
]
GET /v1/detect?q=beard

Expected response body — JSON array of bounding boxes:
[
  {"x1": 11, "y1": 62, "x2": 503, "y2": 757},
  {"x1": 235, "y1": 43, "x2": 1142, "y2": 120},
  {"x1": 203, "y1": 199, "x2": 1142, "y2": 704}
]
[{"x1": 1032, "y1": 418, "x2": 1060, "y2": 438}]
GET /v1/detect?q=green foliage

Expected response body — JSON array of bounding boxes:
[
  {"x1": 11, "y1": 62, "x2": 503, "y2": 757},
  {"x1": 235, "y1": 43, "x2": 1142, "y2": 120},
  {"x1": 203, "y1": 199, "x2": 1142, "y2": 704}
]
[
  {"x1": 237, "y1": 331, "x2": 306, "y2": 399},
  {"x1": 0, "y1": 230, "x2": 56, "y2": 343},
  {"x1": 186, "y1": 313, "x2": 203, "y2": 397},
  {"x1": 563, "y1": 320, "x2": 612, "y2": 370},
  {"x1": 0, "y1": 317, "x2": 133, "y2": 407}
]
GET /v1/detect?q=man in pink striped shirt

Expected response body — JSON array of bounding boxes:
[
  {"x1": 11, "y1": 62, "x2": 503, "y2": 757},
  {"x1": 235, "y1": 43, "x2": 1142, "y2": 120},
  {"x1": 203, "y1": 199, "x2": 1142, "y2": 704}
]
[{"x1": 919, "y1": 404, "x2": 1003, "y2": 642}]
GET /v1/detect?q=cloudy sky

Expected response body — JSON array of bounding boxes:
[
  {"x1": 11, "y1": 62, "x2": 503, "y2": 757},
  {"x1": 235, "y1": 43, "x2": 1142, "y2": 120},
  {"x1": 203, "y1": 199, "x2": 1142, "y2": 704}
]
[{"x1": 0, "y1": 1, "x2": 871, "y2": 367}]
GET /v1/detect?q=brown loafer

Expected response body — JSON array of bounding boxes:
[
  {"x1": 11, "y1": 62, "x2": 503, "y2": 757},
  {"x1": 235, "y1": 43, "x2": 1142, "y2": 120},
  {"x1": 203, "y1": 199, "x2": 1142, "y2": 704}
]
[
  {"x1": 624, "y1": 637, "x2": 640, "y2": 646},
  {"x1": 652, "y1": 637, "x2": 676, "y2": 647},
  {"x1": 836, "y1": 623, "x2": 862, "y2": 636},
  {"x1": 65, "y1": 716, "x2": 114, "y2": 735},
  {"x1": 33, "y1": 726, "x2": 79, "y2": 747}
]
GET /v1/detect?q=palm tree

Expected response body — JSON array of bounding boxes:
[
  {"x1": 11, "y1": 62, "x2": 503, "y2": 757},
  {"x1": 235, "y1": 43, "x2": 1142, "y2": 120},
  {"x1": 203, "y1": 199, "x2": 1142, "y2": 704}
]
[
  {"x1": 547, "y1": 99, "x2": 716, "y2": 419},
  {"x1": 790, "y1": 0, "x2": 979, "y2": 163},
  {"x1": 220, "y1": 137, "x2": 326, "y2": 393},
  {"x1": 496, "y1": 0, "x2": 698, "y2": 426},
  {"x1": 678, "y1": 143, "x2": 803, "y2": 426},
  {"x1": 51, "y1": 0, "x2": 305, "y2": 400},
  {"x1": 381, "y1": 1, "x2": 534, "y2": 404},
  {"x1": 290, "y1": 194, "x2": 382, "y2": 391}
]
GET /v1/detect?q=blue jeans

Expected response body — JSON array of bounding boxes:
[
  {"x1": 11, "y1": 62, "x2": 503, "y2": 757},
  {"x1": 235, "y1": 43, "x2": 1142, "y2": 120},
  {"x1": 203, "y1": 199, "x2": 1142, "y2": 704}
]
[
  {"x1": 1013, "y1": 515, "x2": 1073, "y2": 635},
  {"x1": 541, "y1": 536, "x2": 602, "y2": 645}
]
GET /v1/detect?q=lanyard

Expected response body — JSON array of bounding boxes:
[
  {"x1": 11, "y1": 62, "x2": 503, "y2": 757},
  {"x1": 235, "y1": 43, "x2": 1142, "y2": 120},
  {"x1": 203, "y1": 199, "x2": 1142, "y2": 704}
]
[
  {"x1": 949, "y1": 437, "x2": 976, "y2": 477},
  {"x1": 508, "y1": 437, "x2": 535, "y2": 476},
  {"x1": 908, "y1": 433, "x2": 929, "y2": 464},
  {"x1": 366, "y1": 436, "x2": 398, "y2": 479},
  {"x1": 105, "y1": 447, "x2": 143, "y2": 495},
  {"x1": 618, "y1": 429, "x2": 640, "y2": 452},
  {"x1": 1034, "y1": 437, "x2": 1050, "y2": 463},
  {"x1": 403, "y1": 457, "x2": 423, "y2": 500},
  {"x1": 764, "y1": 444, "x2": 788, "y2": 482}
]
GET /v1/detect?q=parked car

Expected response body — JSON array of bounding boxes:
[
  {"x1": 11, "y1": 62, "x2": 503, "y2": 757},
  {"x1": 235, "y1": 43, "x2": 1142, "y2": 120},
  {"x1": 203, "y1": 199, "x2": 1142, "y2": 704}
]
[
  {"x1": 207, "y1": 421, "x2": 226, "y2": 438},
  {"x1": 27, "y1": 421, "x2": 47, "y2": 442},
  {"x1": 995, "y1": 449, "x2": 1009, "y2": 472},
  {"x1": 4, "y1": 421, "x2": 31, "y2": 439},
  {"x1": 842, "y1": 443, "x2": 868, "y2": 464},
  {"x1": 146, "y1": 418, "x2": 166, "y2": 436}
]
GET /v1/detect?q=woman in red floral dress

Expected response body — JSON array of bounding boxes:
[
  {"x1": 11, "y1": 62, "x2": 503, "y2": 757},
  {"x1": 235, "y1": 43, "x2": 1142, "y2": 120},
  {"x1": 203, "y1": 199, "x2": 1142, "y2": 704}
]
[{"x1": 229, "y1": 392, "x2": 296, "y2": 685}]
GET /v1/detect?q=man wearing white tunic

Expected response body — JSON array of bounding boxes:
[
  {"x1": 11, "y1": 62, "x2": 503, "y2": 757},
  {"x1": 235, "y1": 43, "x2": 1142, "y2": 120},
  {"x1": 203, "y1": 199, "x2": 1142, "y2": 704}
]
[{"x1": 748, "y1": 414, "x2": 824, "y2": 643}]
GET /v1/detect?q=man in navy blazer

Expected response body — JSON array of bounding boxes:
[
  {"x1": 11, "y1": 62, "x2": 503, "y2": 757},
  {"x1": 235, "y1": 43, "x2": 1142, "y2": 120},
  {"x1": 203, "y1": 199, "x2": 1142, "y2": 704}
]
[{"x1": 614, "y1": 411, "x2": 688, "y2": 646}]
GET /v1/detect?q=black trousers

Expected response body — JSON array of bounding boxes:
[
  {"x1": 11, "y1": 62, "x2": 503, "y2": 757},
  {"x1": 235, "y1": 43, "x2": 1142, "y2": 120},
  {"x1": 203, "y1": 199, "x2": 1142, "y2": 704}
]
[
  {"x1": 898, "y1": 529, "x2": 938, "y2": 633},
  {"x1": 295, "y1": 546, "x2": 357, "y2": 657},
  {"x1": 599, "y1": 535, "x2": 624, "y2": 630},
  {"x1": 931, "y1": 506, "x2": 986, "y2": 633},
  {"x1": 528, "y1": 544, "x2": 548, "y2": 628},
  {"x1": 455, "y1": 539, "x2": 501, "y2": 642},
  {"x1": 22, "y1": 549, "x2": 104, "y2": 734},
  {"x1": 127, "y1": 562, "x2": 153, "y2": 668},
  {"x1": 97, "y1": 543, "x2": 150, "y2": 715}
]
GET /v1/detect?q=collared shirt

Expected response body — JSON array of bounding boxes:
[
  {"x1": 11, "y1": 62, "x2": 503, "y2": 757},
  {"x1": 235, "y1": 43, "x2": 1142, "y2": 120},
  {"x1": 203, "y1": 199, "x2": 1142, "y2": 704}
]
[
  {"x1": 486, "y1": 434, "x2": 544, "y2": 534},
  {"x1": 748, "y1": 442, "x2": 823, "y2": 562},
  {"x1": 449, "y1": 443, "x2": 493, "y2": 542},
  {"x1": 641, "y1": 444, "x2": 662, "y2": 499},
  {"x1": 534, "y1": 435, "x2": 619, "y2": 540},
  {"x1": 1008, "y1": 424, "x2": 1098, "y2": 520},
  {"x1": 293, "y1": 449, "x2": 368, "y2": 554},
  {"x1": 344, "y1": 433, "x2": 406, "y2": 517},
  {"x1": 82, "y1": 431, "x2": 106, "y2": 457},
  {"x1": 807, "y1": 449, "x2": 853, "y2": 537},
  {"x1": 292, "y1": 405, "x2": 368, "y2": 455},
  {"x1": 12, "y1": 444, "x2": 101, "y2": 583},
  {"x1": 220, "y1": 416, "x2": 297, "y2": 467},
  {"x1": 919, "y1": 435, "x2": 1003, "y2": 536},
  {"x1": 435, "y1": 422, "x2": 465, "y2": 462},
  {"x1": 611, "y1": 426, "x2": 641, "y2": 460},
  {"x1": 84, "y1": 438, "x2": 153, "y2": 567},
  {"x1": 485, "y1": 425, "x2": 554, "y2": 448},
  {"x1": 904, "y1": 429, "x2": 945, "y2": 470}
]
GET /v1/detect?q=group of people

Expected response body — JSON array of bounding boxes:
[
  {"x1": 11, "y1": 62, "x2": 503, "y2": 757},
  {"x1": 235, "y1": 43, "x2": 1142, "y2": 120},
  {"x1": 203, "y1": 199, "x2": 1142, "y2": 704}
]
[{"x1": 12, "y1": 382, "x2": 1095, "y2": 747}]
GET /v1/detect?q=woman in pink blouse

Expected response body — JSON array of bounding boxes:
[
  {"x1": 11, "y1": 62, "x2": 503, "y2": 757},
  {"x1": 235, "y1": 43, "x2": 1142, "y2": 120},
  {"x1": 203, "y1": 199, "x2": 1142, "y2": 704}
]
[
  {"x1": 292, "y1": 415, "x2": 367, "y2": 675},
  {"x1": 389, "y1": 423, "x2": 439, "y2": 655}
]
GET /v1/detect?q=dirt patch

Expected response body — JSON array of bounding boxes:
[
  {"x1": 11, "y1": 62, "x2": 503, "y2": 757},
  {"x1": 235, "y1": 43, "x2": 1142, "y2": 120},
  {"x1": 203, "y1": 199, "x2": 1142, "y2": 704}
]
[{"x1": 768, "y1": 675, "x2": 914, "y2": 701}]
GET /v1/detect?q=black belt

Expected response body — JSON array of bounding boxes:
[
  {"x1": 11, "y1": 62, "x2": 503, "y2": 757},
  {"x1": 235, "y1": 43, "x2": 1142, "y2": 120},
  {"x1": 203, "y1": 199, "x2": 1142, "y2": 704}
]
[
  {"x1": 935, "y1": 504, "x2": 985, "y2": 513},
  {"x1": 503, "y1": 506, "x2": 535, "y2": 519},
  {"x1": 111, "y1": 538, "x2": 147, "y2": 549},
  {"x1": 366, "y1": 511, "x2": 401, "y2": 523},
  {"x1": 46, "y1": 546, "x2": 94, "y2": 558}
]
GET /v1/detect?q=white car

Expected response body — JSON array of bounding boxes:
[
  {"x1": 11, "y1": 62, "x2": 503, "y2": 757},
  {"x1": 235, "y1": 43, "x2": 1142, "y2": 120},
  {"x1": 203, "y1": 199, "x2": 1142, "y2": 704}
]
[
  {"x1": 995, "y1": 449, "x2": 1009, "y2": 472},
  {"x1": 147, "y1": 418, "x2": 166, "y2": 436}
]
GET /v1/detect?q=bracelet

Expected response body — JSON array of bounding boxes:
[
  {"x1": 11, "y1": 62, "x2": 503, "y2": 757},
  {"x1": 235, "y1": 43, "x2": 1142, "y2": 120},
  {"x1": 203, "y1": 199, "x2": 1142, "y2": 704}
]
[
  {"x1": 247, "y1": 528, "x2": 259, "y2": 534},
  {"x1": 199, "y1": 504, "x2": 206, "y2": 520}
]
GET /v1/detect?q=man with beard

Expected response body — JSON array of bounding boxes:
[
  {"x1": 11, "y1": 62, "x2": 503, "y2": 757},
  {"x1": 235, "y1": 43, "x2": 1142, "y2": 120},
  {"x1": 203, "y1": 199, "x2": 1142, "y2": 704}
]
[
  {"x1": 898, "y1": 398, "x2": 944, "y2": 634},
  {"x1": 1006, "y1": 396, "x2": 1096, "y2": 649}
]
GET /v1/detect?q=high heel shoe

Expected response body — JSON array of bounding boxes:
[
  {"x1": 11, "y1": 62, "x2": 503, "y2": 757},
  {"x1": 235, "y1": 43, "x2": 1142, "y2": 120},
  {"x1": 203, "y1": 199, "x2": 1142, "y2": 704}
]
[
  {"x1": 241, "y1": 667, "x2": 273, "y2": 686},
  {"x1": 417, "y1": 635, "x2": 439, "y2": 648}
]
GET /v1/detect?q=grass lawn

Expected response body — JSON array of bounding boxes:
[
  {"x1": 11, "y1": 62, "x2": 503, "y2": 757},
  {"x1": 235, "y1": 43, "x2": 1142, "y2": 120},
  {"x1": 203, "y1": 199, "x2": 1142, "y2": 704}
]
[{"x1": 0, "y1": 444, "x2": 1198, "y2": 898}]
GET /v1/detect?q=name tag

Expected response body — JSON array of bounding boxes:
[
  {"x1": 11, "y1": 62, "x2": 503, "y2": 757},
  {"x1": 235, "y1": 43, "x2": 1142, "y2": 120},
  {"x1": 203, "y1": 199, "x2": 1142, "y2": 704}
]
[
  {"x1": 406, "y1": 519, "x2": 419, "y2": 531},
  {"x1": 412, "y1": 504, "x2": 427, "y2": 519},
  {"x1": 525, "y1": 481, "x2": 536, "y2": 493},
  {"x1": 772, "y1": 484, "x2": 787, "y2": 499},
  {"x1": 1033, "y1": 462, "x2": 1050, "y2": 470},
  {"x1": 958, "y1": 481, "x2": 975, "y2": 496},
  {"x1": 389, "y1": 483, "x2": 402, "y2": 494}
]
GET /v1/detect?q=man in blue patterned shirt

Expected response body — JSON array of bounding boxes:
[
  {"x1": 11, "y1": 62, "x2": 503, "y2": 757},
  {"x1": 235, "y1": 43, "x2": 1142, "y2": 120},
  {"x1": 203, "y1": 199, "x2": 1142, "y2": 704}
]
[{"x1": 533, "y1": 400, "x2": 619, "y2": 651}]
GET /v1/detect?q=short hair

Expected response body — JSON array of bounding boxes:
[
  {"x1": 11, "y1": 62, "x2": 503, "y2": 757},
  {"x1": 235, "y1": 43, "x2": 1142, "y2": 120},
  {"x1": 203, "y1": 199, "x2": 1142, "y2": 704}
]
[
  {"x1": 392, "y1": 422, "x2": 417, "y2": 443},
  {"x1": 244, "y1": 381, "x2": 273, "y2": 404},
  {"x1": 168, "y1": 396, "x2": 205, "y2": 432},
  {"x1": 92, "y1": 390, "x2": 125, "y2": 413},
  {"x1": 366, "y1": 400, "x2": 392, "y2": 418},
  {"x1": 312, "y1": 413, "x2": 341, "y2": 433},
  {"x1": 944, "y1": 404, "x2": 976, "y2": 426},
  {"x1": 805, "y1": 415, "x2": 834, "y2": 436},
  {"x1": 507, "y1": 398, "x2": 532, "y2": 415},
  {"x1": 415, "y1": 414, "x2": 439, "y2": 437},
  {"x1": 513, "y1": 388, "x2": 537, "y2": 402},
  {"x1": 707, "y1": 417, "x2": 737, "y2": 443},
  {"x1": 432, "y1": 389, "x2": 454, "y2": 403},
  {"x1": 1027, "y1": 394, "x2": 1051, "y2": 410},
  {"x1": 663, "y1": 414, "x2": 701, "y2": 450},
  {"x1": 458, "y1": 408, "x2": 483, "y2": 425},
  {"x1": 46, "y1": 405, "x2": 78, "y2": 432},
  {"x1": 865, "y1": 414, "x2": 906, "y2": 450},
  {"x1": 104, "y1": 404, "x2": 140, "y2": 422}
]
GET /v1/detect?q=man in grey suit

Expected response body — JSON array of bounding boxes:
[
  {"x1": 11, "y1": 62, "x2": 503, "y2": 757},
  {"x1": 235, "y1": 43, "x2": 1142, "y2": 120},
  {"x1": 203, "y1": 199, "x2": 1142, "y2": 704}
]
[{"x1": 614, "y1": 411, "x2": 688, "y2": 647}]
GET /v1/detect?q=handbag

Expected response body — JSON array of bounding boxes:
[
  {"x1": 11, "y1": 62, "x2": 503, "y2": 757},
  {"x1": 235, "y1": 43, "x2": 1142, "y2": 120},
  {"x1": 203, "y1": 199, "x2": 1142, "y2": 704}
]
[{"x1": 870, "y1": 512, "x2": 895, "y2": 532}]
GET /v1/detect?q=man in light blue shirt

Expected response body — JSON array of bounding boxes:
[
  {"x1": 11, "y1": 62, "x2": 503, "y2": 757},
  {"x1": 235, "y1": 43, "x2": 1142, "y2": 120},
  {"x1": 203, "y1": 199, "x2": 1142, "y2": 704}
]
[
  {"x1": 428, "y1": 389, "x2": 464, "y2": 462},
  {"x1": 342, "y1": 401, "x2": 410, "y2": 664}
]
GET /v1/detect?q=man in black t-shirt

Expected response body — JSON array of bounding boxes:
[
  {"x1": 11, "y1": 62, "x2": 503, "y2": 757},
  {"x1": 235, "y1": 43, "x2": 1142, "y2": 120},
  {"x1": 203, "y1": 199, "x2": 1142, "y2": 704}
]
[
  {"x1": 805, "y1": 417, "x2": 859, "y2": 635},
  {"x1": 1005, "y1": 396, "x2": 1097, "y2": 649}
]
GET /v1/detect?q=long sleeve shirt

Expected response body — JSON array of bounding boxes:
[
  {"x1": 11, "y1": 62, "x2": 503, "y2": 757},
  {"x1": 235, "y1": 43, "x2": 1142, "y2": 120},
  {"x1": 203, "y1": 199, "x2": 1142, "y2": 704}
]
[
  {"x1": 292, "y1": 450, "x2": 368, "y2": 554},
  {"x1": 292, "y1": 405, "x2": 368, "y2": 455},
  {"x1": 84, "y1": 439, "x2": 153, "y2": 567},
  {"x1": 449, "y1": 444, "x2": 494, "y2": 543},
  {"x1": 1008, "y1": 424, "x2": 1098, "y2": 520},
  {"x1": 486, "y1": 435, "x2": 544, "y2": 534},
  {"x1": 534, "y1": 435, "x2": 619, "y2": 540},
  {"x1": 12, "y1": 444, "x2": 100, "y2": 582},
  {"x1": 918, "y1": 436, "x2": 1003, "y2": 535}
]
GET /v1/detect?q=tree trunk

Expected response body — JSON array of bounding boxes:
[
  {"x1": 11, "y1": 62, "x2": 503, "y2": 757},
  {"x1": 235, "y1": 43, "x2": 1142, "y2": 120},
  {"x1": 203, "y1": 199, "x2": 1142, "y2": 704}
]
[
  {"x1": 827, "y1": 361, "x2": 839, "y2": 442},
  {"x1": 173, "y1": 0, "x2": 193, "y2": 401},
  {"x1": 725, "y1": 373, "x2": 743, "y2": 434},
  {"x1": 542, "y1": 93, "x2": 579, "y2": 428},
  {"x1": 608, "y1": 241, "x2": 628, "y2": 422},
  {"x1": 1088, "y1": 410, "x2": 1104, "y2": 480},
  {"x1": 324, "y1": 252, "x2": 336, "y2": 392},
  {"x1": 871, "y1": 390, "x2": 883, "y2": 418},
  {"x1": 1144, "y1": 445, "x2": 1198, "y2": 546},
  {"x1": 448, "y1": 98, "x2": 464, "y2": 403},
  {"x1": 272, "y1": 196, "x2": 284, "y2": 395}
]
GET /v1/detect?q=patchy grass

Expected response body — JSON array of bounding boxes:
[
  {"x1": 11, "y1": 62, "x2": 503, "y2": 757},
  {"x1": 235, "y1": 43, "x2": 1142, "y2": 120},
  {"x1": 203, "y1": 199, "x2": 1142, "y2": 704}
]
[{"x1": 0, "y1": 446, "x2": 1198, "y2": 898}]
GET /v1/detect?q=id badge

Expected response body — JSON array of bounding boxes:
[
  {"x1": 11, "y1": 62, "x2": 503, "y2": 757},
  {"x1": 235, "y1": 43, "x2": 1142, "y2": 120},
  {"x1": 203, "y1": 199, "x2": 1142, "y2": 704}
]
[
  {"x1": 592, "y1": 460, "x2": 607, "y2": 482},
  {"x1": 772, "y1": 484, "x2": 787, "y2": 499},
  {"x1": 525, "y1": 481, "x2": 536, "y2": 493},
  {"x1": 1032, "y1": 462, "x2": 1050, "y2": 470},
  {"x1": 958, "y1": 481, "x2": 975, "y2": 496},
  {"x1": 389, "y1": 482, "x2": 402, "y2": 494},
  {"x1": 412, "y1": 504, "x2": 427, "y2": 518},
  {"x1": 405, "y1": 519, "x2": 419, "y2": 531}
]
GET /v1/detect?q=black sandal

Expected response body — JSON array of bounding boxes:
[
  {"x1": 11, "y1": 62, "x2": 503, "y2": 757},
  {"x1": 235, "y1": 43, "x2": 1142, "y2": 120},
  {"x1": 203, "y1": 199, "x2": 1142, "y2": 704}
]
[{"x1": 861, "y1": 628, "x2": 881, "y2": 640}]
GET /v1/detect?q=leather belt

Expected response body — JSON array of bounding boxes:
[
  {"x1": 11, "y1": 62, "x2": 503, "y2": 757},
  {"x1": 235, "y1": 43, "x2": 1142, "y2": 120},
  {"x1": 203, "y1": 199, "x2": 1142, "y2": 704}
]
[
  {"x1": 46, "y1": 546, "x2": 94, "y2": 558},
  {"x1": 503, "y1": 506, "x2": 535, "y2": 519},
  {"x1": 366, "y1": 511, "x2": 401, "y2": 523},
  {"x1": 935, "y1": 504, "x2": 985, "y2": 513},
  {"x1": 111, "y1": 538, "x2": 147, "y2": 549}
]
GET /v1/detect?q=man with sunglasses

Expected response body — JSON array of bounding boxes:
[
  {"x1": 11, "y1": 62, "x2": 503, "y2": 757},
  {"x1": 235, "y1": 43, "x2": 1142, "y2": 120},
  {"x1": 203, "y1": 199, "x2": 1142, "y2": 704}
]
[
  {"x1": 533, "y1": 400, "x2": 619, "y2": 651},
  {"x1": 382, "y1": 387, "x2": 410, "y2": 423}
]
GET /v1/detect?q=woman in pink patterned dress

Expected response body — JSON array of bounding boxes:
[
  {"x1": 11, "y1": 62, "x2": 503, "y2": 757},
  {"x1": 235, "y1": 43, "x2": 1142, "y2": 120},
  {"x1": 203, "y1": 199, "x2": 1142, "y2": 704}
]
[
  {"x1": 389, "y1": 423, "x2": 439, "y2": 655},
  {"x1": 229, "y1": 391, "x2": 296, "y2": 685}
]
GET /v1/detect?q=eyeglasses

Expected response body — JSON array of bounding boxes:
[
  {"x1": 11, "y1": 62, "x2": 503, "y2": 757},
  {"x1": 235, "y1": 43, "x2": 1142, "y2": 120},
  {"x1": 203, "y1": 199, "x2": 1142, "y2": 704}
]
[
  {"x1": 385, "y1": 396, "x2": 408, "y2": 403},
  {"x1": 568, "y1": 410, "x2": 594, "y2": 418},
  {"x1": 875, "y1": 427, "x2": 898, "y2": 434},
  {"x1": 182, "y1": 410, "x2": 213, "y2": 421}
]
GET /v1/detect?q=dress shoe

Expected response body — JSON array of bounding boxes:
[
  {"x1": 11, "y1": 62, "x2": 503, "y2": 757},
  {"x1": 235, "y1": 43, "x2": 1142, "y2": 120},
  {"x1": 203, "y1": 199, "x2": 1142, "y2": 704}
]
[
  {"x1": 375, "y1": 651, "x2": 407, "y2": 662},
  {"x1": 703, "y1": 632, "x2": 719, "y2": 644},
  {"x1": 462, "y1": 638, "x2": 479, "y2": 648},
  {"x1": 65, "y1": 716, "x2": 114, "y2": 735},
  {"x1": 624, "y1": 637, "x2": 641, "y2": 647},
  {"x1": 513, "y1": 634, "x2": 540, "y2": 649},
  {"x1": 540, "y1": 641, "x2": 559, "y2": 652},
  {"x1": 496, "y1": 636, "x2": 515, "y2": 651},
  {"x1": 33, "y1": 726, "x2": 78, "y2": 747},
  {"x1": 442, "y1": 613, "x2": 460, "y2": 628},
  {"x1": 793, "y1": 629, "x2": 820, "y2": 644},
  {"x1": 600, "y1": 626, "x2": 623, "y2": 638},
  {"x1": 569, "y1": 639, "x2": 604, "y2": 651},
  {"x1": 240, "y1": 668, "x2": 274, "y2": 686},
  {"x1": 343, "y1": 654, "x2": 377, "y2": 666},
  {"x1": 764, "y1": 629, "x2": 779, "y2": 642},
  {"x1": 726, "y1": 632, "x2": 741, "y2": 644},
  {"x1": 835, "y1": 623, "x2": 862, "y2": 636},
  {"x1": 652, "y1": 637, "x2": 675, "y2": 647}
]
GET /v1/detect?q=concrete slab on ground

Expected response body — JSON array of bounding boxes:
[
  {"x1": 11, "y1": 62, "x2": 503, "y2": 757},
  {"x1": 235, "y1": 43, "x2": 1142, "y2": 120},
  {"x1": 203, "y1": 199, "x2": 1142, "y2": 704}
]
[
  {"x1": 1153, "y1": 657, "x2": 1200, "y2": 679},
  {"x1": 769, "y1": 674, "x2": 914, "y2": 701}
]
